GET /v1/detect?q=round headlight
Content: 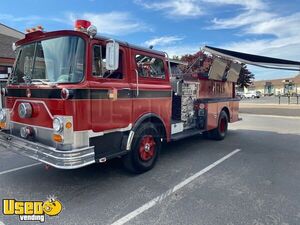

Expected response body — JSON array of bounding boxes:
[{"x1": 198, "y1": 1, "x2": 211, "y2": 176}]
[
  {"x1": 53, "y1": 117, "x2": 63, "y2": 132},
  {"x1": 18, "y1": 103, "x2": 32, "y2": 118},
  {"x1": 0, "y1": 109, "x2": 6, "y2": 122}
]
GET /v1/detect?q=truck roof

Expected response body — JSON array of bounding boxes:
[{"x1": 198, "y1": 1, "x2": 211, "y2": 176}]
[{"x1": 16, "y1": 30, "x2": 167, "y2": 57}]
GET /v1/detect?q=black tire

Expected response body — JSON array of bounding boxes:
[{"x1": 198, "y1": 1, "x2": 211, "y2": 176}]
[
  {"x1": 202, "y1": 131, "x2": 211, "y2": 139},
  {"x1": 122, "y1": 123, "x2": 161, "y2": 173},
  {"x1": 210, "y1": 110, "x2": 229, "y2": 141}
]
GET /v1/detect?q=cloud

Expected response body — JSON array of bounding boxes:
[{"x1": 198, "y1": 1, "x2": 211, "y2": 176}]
[
  {"x1": 205, "y1": 0, "x2": 272, "y2": 29},
  {"x1": 134, "y1": 0, "x2": 203, "y2": 17},
  {"x1": 217, "y1": 11, "x2": 300, "y2": 59},
  {"x1": 0, "y1": 13, "x2": 70, "y2": 32},
  {"x1": 135, "y1": 0, "x2": 266, "y2": 18},
  {"x1": 202, "y1": 0, "x2": 266, "y2": 10},
  {"x1": 0, "y1": 12, "x2": 150, "y2": 36},
  {"x1": 67, "y1": 12, "x2": 150, "y2": 35},
  {"x1": 0, "y1": 13, "x2": 45, "y2": 28},
  {"x1": 210, "y1": 11, "x2": 274, "y2": 29},
  {"x1": 144, "y1": 36, "x2": 184, "y2": 47},
  {"x1": 246, "y1": 13, "x2": 300, "y2": 38},
  {"x1": 0, "y1": 14, "x2": 42, "y2": 22}
]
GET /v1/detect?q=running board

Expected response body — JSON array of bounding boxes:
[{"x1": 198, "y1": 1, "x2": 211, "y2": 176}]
[{"x1": 171, "y1": 128, "x2": 203, "y2": 141}]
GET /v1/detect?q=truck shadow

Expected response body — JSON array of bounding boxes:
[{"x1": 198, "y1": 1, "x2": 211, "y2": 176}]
[{"x1": 1, "y1": 129, "x2": 299, "y2": 202}]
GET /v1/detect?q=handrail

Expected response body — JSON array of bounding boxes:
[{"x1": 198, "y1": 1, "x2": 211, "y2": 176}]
[{"x1": 135, "y1": 69, "x2": 139, "y2": 96}]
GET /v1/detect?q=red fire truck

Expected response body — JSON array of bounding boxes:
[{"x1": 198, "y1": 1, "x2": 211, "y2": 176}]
[{"x1": 0, "y1": 20, "x2": 242, "y2": 173}]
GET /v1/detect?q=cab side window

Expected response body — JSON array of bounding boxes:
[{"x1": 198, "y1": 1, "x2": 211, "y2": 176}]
[
  {"x1": 92, "y1": 45, "x2": 123, "y2": 79},
  {"x1": 135, "y1": 55, "x2": 165, "y2": 79}
]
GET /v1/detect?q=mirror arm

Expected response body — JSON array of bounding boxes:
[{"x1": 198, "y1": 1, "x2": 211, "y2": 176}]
[
  {"x1": 107, "y1": 39, "x2": 116, "y2": 45},
  {"x1": 164, "y1": 52, "x2": 172, "y2": 77}
]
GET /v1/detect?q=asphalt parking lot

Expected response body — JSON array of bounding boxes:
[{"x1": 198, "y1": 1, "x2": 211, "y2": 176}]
[{"x1": 1, "y1": 113, "x2": 300, "y2": 225}]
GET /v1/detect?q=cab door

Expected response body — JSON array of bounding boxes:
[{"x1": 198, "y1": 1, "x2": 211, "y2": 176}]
[
  {"x1": 130, "y1": 49, "x2": 172, "y2": 134},
  {"x1": 89, "y1": 42, "x2": 132, "y2": 133}
]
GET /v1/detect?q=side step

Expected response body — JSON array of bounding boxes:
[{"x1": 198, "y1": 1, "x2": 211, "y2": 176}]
[{"x1": 171, "y1": 128, "x2": 203, "y2": 141}]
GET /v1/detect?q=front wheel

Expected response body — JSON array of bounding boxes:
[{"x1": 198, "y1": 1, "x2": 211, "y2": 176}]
[{"x1": 122, "y1": 123, "x2": 161, "y2": 173}]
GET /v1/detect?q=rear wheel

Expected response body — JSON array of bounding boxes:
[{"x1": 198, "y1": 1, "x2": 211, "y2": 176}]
[
  {"x1": 122, "y1": 123, "x2": 161, "y2": 173},
  {"x1": 204, "y1": 110, "x2": 228, "y2": 141}
]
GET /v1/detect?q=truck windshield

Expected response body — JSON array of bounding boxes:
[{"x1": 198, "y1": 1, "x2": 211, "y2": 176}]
[{"x1": 11, "y1": 36, "x2": 85, "y2": 84}]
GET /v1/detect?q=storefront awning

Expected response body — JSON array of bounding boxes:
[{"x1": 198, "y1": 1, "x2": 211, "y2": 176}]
[{"x1": 203, "y1": 46, "x2": 300, "y2": 71}]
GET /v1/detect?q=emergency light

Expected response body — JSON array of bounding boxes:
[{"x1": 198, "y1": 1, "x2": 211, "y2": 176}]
[
  {"x1": 75, "y1": 20, "x2": 91, "y2": 30},
  {"x1": 74, "y1": 19, "x2": 97, "y2": 38},
  {"x1": 25, "y1": 25, "x2": 44, "y2": 33}
]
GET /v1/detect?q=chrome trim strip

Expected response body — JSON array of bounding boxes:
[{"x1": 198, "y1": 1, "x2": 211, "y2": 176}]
[
  {"x1": 126, "y1": 130, "x2": 135, "y2": 151},
  {"x1": 88, "y1": 123, "x2": 132, "y2": 138}
]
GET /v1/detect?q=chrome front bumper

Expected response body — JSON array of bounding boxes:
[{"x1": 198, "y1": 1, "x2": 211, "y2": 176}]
[{"x1": 0, "y1": 131, "x2": 95, "y2": 169}]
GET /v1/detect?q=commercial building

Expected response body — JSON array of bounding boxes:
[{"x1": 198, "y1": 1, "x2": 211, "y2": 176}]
[
  {"x1": 252, "y1": 74, "x2": 300, "y2": 96},
  {"x1": 0, "y1": 23, "x2": 24, "y2": 80}
]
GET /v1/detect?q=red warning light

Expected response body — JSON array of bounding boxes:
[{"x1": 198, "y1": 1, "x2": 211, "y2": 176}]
[{"x1": 75, "y1": 20, "x2": 91, "y2": 30}]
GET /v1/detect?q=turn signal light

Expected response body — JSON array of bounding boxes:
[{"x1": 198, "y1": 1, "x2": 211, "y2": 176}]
[
  {"x1": 65, "y1": 122, "x2": 72, "y2": 129},
  {"x1": 0, "y1": 122, "x2": 6, "y2": 129},
  {"x1": 52, "y1": 134, "x2": 63, "y2": 143}
]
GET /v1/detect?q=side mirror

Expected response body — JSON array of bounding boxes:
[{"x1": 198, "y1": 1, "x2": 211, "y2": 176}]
[{"x1": 105, "y1": 41, "x2": 119, "y2": 71}]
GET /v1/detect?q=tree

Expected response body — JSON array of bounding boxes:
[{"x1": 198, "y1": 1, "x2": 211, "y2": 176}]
[
  {"x1": 237, "y1": 64, "x2": 255, "y2": 88},
  {"x1": 178, "y1": 51, "x2": 213, "y2": 75},
  {"x1": 175, "y1": 50, "x2": 255, "y2": 87}
]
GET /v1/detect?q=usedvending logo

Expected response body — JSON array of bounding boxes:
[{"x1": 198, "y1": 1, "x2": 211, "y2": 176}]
[{"x1": 1, "y1": 196, "x2": 62, "y2": 223}]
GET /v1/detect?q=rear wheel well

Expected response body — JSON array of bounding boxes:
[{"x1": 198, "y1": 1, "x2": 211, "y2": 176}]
[{"x1": 221, "y1": 107, "x2": 230, "y2": 122}]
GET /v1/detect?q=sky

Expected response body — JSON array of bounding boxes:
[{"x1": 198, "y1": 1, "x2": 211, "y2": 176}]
[{"x1": 1, "y1": 0, "x2": 300, "y2": 80}]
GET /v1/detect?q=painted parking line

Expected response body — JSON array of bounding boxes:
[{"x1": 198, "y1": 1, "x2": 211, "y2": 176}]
[
  {"x1": 111, "y1": 149, "x2": 241, "y2": 225},
  {"x1": 0, "y1": 162, "x2": 42, "y2": 176}
]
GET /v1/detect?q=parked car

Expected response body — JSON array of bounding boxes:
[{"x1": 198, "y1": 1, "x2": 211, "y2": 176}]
[
  {"x1": 242, "y1": 91, "x2": 260, "y2": 99},
  {"x1": 256, "y1": 91, "x2": 262, "y2": 98},
  {"x1": 236, "y1": 91, "x2": 243, "y2": 99}
]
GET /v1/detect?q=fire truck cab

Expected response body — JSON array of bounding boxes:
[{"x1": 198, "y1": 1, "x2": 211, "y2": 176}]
[{"x1": 0, "y1": 20, "x2": 240, "y2": 173}]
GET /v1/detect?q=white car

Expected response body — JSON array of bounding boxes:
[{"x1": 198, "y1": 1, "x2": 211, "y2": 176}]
[{"x1": 242, "y1": 91, "x2": 259, "y2": 98}]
